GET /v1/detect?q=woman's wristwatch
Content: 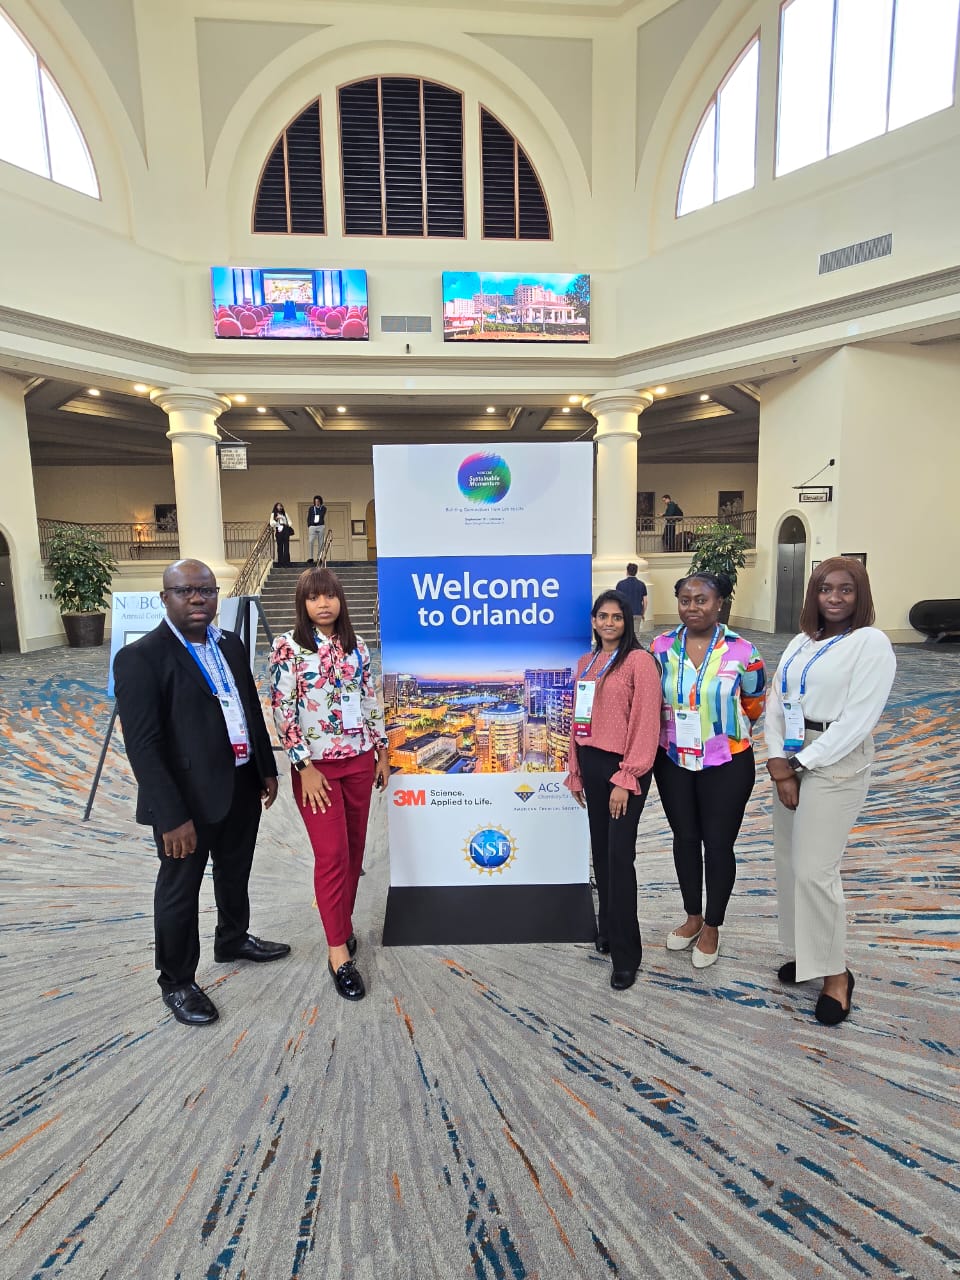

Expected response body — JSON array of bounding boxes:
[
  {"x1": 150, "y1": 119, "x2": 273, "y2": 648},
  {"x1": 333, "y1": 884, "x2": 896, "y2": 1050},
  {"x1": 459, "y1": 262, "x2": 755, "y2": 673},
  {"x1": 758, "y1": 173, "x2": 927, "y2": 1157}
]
[
  {"x1": 294, "y1": 759, "x2": 310, "y2": 773},
  {"x1": 786, "y1": 756, "x2": 806, "y2": 775}
]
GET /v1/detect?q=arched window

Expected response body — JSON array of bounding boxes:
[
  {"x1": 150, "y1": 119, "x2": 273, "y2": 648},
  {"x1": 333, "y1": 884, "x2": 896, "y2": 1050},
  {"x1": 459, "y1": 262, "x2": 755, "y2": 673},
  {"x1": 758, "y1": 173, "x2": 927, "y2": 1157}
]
[
  {"x1": 0, "y1": 6, "x2": 98, "y2": 197},
  {"x1": 777, "y1": 0, "x2": 960, "y2": 176},
  {"x1": 252, "y1": 78, "x2": 552, "y2": 239},
  {"x1": 677, "y1": 37, "x2": 759, "y2": 217}
]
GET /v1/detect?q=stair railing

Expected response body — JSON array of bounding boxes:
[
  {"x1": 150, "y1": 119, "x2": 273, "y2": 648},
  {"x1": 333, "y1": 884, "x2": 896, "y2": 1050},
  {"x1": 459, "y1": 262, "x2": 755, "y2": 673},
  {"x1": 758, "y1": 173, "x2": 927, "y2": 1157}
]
[
  {"x1": 230, "y1": 521, "x2": 274, "y2": 597},
  {"x1": 319, "y1": 528, "x2": 334, "y2": 567}
]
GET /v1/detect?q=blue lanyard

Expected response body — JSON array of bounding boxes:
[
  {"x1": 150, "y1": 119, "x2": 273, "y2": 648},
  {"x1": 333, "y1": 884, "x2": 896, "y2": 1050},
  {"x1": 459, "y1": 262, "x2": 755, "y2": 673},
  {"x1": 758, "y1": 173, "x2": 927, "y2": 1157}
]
[
  {"x1": 582, "y1": 648, "x2": 618, "y2": 682},
  {"x1": 780, "y1": 631, "x2": 849, "y2": 698},
  {"x1": 676, "y1": 625, "x2": 721, "y2": 707},
  {"x1": 183, "y1": 631, "x2": 231, "y2": 697}
]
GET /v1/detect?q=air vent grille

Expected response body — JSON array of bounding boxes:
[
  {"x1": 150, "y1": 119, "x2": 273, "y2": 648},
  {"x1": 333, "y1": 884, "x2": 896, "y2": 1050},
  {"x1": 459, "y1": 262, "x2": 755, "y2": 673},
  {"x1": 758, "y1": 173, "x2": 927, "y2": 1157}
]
[
  {"x1": 819, "y1": 233, "x2": 892, "y2": 275},
  {"x1": 380, "y1": 315, "x2": 432, "y2": 333}
]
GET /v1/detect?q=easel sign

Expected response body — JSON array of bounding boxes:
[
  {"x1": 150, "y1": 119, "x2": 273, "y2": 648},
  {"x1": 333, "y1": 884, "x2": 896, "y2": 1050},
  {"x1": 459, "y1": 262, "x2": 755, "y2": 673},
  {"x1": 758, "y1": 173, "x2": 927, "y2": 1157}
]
[{"x1": 107, "y1": 591, "x2": 167, "y2": 696}]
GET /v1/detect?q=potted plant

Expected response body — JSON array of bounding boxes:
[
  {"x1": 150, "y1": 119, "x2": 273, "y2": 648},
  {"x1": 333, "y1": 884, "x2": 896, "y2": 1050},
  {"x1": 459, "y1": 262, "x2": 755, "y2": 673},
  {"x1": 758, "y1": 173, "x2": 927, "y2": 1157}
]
[
  {"x1": 47, "y1": 523, "x2": 116, "y2": 647},
  {"x1": 687, "y1": 522, "x2": 750, "y2": 624}
]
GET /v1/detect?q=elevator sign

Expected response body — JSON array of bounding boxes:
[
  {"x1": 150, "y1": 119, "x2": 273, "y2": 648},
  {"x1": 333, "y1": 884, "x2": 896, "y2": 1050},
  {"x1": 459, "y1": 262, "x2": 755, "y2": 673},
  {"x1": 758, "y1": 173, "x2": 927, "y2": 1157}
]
[{"x1": 798, "y1": 486, "x2": 832, "y2": 503}]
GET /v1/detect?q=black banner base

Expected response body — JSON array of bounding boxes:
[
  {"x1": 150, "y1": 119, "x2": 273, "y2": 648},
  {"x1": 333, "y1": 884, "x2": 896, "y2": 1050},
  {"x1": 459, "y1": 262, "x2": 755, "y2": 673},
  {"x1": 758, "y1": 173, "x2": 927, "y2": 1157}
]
[{"x1": 381, "y1": 883, "x2": 596, "y2": 946}]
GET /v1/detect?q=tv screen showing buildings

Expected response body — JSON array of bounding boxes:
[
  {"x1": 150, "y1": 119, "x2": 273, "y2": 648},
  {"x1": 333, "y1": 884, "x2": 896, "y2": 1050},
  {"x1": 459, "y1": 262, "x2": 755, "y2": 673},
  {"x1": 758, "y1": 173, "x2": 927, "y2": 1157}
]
[
  {"x1": 211, "y1": 268, "x2": 369, "y2": 339},
  {"x1": 442, "y1": 272, "x2": 590, "y2": 343}
]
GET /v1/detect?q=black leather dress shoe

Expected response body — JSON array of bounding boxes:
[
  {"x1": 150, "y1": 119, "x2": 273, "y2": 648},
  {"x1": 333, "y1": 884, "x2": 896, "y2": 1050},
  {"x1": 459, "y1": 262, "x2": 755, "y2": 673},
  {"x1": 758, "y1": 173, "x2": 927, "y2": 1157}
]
[
  {"x1": 815, "y1": 970, "x2": 854, "y2": 1026},
  {"x1": 610, "y1": 969, "x2": 637, "y2": 990},
  {"x1": 778, "y1": 960, "x2": 799, "y2": 983},
  {"x1": 347, "y1": 934, "x2": 358, "y2": 958},
  {"x1": 328, "y1": 959, "x2": 365, "y2": 1001},
  {"x1": 214, "y1": 934, "x2": 291, "y2": 963},
  {"x1": 595, "y1": 934, "x2": 610, "y2": 955},
  {"x1": 163, "y1": 982, "x2": 219, "y2": 1026}
]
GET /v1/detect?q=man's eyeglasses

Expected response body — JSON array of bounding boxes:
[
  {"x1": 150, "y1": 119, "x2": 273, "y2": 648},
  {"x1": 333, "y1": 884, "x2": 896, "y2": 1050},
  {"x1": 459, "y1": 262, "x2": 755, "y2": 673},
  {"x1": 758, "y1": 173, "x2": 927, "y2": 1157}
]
[{"x1": 166, "y1": 586, "x2": 220, "y2": 600}]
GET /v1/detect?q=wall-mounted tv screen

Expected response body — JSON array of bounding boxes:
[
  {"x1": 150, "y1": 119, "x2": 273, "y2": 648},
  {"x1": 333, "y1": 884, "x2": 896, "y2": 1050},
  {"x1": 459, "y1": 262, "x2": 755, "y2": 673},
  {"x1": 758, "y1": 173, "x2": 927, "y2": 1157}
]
[
  {"x1": 211, "y1": 267, "x2": 369, "y2": 339},
  {"x1": 442, "y1": 272, "x2": 589, "y2": 343}
]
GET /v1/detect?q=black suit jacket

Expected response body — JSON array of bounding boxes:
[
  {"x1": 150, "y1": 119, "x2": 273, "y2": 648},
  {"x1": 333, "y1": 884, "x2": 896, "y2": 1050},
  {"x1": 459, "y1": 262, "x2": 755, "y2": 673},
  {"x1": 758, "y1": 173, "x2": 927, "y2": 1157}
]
[{"x1": 114, "y1": 622, "x2": 278, "y2": 833}]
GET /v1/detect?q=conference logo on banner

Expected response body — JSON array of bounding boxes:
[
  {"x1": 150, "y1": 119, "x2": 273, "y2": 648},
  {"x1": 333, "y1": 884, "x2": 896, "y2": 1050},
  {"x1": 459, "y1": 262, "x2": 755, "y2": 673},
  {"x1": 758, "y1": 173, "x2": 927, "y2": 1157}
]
[{"x1": 374, "y1": 442, "x2": 593, "y2": 891}]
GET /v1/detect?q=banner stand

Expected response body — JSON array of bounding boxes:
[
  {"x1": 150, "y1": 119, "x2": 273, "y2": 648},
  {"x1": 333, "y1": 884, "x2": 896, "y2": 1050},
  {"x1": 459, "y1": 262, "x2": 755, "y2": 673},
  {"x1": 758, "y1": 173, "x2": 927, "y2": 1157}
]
[{"x1": 382, "y1": 884, "x2": 596, "y2": 946}]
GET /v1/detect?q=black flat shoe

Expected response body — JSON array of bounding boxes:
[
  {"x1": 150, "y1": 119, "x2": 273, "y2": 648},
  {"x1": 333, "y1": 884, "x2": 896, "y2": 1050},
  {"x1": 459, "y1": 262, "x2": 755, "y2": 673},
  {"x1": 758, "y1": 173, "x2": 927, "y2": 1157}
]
[
  {"x1": 163, "y1": 982, "x2": 219, "y2": 1026},
  {"x1": 214, "y1": 934, "x2": 291, "y2": 963},
  {"x1": 595, "y1": 934, "x2": 610, "y2": 955},
  {"x1": 347, "y1": 934, "x2": 358, "y2": 958},
  {"x1": 328, "y1": 959, "x2": 365, "y2": 1001},
  {"x1": 778, "y1": 960, "x2": 799, "y2": 983},
  {"x1": 610, "y1": 969, "x2": 637, "y2": 990},
  {"x1": 814, "y1": 970, "x2": 854, "y2": 1026}
]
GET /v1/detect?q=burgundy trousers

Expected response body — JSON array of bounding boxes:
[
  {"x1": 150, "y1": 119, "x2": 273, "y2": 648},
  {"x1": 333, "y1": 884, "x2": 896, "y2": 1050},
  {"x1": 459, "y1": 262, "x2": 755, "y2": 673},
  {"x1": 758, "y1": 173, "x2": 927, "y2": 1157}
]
[{"x1": 291, "y1": 751, "x2": 375, "y2": 947}]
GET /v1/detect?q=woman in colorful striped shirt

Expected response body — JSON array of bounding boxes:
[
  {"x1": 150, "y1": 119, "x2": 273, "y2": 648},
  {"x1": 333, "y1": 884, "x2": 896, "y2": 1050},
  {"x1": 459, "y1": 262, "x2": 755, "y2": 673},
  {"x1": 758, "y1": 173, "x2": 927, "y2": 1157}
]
[{"x1": 651, "y1": 573, "x2": 766, "y2": 969}]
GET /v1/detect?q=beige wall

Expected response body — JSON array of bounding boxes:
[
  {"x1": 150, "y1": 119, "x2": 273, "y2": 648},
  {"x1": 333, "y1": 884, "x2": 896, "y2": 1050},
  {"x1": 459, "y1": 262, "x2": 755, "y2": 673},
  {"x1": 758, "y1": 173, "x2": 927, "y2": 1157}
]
[{"x1": 635, "y1": 462, "x2": 757, "y2": 520}]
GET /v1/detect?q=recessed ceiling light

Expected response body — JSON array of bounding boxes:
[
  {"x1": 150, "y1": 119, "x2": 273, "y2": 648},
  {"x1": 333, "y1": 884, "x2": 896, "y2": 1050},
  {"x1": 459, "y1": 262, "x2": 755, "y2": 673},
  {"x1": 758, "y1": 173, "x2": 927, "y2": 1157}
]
[
  {"x1": 654, "y1": 386, "x2": 667, "y2": 396},
  {"x1": 568, "y1": 395, "x2": 580, "y2": 404},
  {"x1": 87, "y1": 387, "x2": 100, "y2": 396},
  {"x1": 256, "y1": 406, "x2": 267, "y2": 414},
  {"x1": 699, "y1": 393, "x2": 710, "y2": 402},
  {"x1": 133, "y1": 383, "x2": 148, "y2": 394},
  {"x1": 486, "y1": 406, "x2": 496, "y2": 414},
  {"x1": 562, "y1": 406, "x2": 571, "y2": 414},
  {"x1": 336, "y1": 405, "x2": 347, "y2": 413},
  {"x1": 233, "y1": 394, "x2": 247, "y2": 403}
]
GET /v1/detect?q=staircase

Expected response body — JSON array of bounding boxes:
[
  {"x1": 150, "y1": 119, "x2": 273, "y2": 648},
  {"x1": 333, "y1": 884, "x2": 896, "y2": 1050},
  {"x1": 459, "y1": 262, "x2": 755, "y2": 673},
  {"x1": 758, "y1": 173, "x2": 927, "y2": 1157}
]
[{"x1": 257, "y1": 561, "x2": 380, "y2": 646}]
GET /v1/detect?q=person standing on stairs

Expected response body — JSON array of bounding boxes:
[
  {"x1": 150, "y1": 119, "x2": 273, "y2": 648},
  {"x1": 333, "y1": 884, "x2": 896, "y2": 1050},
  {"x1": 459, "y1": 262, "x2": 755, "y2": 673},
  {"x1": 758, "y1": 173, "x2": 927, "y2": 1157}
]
[{"x1": 306, "y1": 495, "x2": 326, "y2": 565}]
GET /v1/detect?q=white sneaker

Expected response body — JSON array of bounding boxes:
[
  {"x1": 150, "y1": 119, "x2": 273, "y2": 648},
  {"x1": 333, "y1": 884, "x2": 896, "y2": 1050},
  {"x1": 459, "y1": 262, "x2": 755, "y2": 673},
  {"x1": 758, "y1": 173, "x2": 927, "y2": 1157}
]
[
  {"x1": 691, "y1": 935, "x2": 721, "y2": 968},
  {"x1": 666, "y1": 927, "x2": 701, "y2": 950}
]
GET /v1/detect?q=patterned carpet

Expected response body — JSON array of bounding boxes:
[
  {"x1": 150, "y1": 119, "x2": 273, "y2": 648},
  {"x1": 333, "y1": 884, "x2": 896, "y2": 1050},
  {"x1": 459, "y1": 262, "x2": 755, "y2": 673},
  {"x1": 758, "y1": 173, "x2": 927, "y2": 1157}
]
[{"x1": 1, "y1": 635, "x2": 958, "y2": 1280}]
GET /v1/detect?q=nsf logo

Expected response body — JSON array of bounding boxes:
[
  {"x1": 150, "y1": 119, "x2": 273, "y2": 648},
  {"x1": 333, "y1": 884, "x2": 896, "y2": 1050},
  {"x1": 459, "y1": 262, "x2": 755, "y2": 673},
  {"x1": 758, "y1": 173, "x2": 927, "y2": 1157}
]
[
  {"x1": 463, "y1": 826, "x2": 517, "y2": 876},
  {"x1": 457, "y1": 452, "x2": 511, "y2": 505}
]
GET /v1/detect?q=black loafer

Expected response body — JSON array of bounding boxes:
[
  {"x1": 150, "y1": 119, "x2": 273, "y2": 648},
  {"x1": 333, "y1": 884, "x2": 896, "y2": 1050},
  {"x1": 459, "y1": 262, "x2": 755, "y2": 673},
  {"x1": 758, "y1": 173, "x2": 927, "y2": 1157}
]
[
  {"x1": 163, "y1": 982, "x2": 219, "y2": 1026},
  {"x1": 610, "y1": 969, "x2": 637, "y2": 990},
  {"x1": 214, "y1": 934, "x2": 291, "y2": 963},
  {"x1": 778, "y1": 960, "x2": 799, "y2": 983},
  {"x1": 815, "y1": 970, "x2": 855, "y2": 1026},
  {"x1": 595, "y1": 934, "x2": 610, "y2": 955},
  {"x1": 347, "y1": 934, "x2": 358, "y2": 958},
  {"x1": 328, "y1": 959, "x2": 365, "y2": 1001}
]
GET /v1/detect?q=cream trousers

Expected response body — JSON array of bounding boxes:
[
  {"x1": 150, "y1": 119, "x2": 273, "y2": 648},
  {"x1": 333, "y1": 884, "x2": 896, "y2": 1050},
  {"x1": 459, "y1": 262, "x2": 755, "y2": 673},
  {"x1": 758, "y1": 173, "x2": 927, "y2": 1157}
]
[{"x1": 772, "y1": 732, "x2": 874, "y2": 982}]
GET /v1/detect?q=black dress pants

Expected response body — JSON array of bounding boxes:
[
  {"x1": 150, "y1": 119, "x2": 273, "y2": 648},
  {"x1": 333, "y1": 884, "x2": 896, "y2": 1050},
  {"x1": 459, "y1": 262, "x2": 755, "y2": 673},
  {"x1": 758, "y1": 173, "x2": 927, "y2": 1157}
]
[
  {"x1": 152, "y1": 763, "x2": 263, "y2": 992},
  {"x1": 275, "y1": 529, "x2": 292, "y2": 566},
  {"x1": 579, "y1": 744, "x2": 652, "y2": 973},
  {"x1": 653, "y1": 746, "x2": 755, "y2": 928}
]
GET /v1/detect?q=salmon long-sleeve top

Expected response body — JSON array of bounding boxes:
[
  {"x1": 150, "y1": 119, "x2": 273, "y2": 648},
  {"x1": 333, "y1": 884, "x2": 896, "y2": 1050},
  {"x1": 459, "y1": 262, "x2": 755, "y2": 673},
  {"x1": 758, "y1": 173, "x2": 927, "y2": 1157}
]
[{"x1": 563, "y1": 647, "x2": 662, "y2": 794}]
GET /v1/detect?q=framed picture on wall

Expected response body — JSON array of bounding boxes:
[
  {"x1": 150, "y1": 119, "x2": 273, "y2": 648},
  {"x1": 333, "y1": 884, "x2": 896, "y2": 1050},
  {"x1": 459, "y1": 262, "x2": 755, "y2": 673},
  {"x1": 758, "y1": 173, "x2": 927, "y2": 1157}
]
[
  {"x1": 636, "y1": 491, "x2": 655, "y2": 531},
  {"x1": 351, "y1": 519, "x2": 366, "y2": 537},
  {"x1": 841, "y1": 552, "x2": 867, "y2": 566},
  {"x1": 154, "y1": 504, "x2": 178, "y2": 532}
]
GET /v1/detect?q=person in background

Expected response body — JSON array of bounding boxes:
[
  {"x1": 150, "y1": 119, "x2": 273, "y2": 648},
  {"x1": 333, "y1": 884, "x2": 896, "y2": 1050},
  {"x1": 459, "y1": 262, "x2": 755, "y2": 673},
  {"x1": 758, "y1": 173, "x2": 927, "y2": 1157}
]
[
  {"x1": 270, "y1": 502, "x2": 294, "y2": 567},
  {"x1": 269, "y1": 566, "x2": 389, "y2": 1003},
  {"x1": 661, "y1": 494, "x2": 683, "y2": 551},
  {"x1": 615, "y1": 563, "x2": 648, "y2": 637},
  {"x1": 564, "y1": 590, "x2": 661, "y2": 992},
  {"x1": 652, "y1": 573, "x2": 766, "y2": 969},
  {"x1": 306, "y1": 495, "x2": 327, "y2": 564},
  {"x1": 765, "y1": 557, "x2": 896, "y2": 1026}
]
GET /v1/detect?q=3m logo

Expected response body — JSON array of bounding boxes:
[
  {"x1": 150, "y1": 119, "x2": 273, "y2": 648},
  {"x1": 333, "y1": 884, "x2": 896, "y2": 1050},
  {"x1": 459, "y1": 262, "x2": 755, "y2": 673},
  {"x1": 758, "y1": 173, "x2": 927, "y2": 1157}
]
[{"x1": 393, "y1": 789, "x2": 426, "y2": 807}]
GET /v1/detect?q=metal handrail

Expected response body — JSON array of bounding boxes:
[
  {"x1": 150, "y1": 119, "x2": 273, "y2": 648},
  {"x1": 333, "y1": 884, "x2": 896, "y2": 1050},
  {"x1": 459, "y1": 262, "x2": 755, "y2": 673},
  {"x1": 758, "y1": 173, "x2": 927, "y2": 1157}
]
[
  {"x1": 230, "y1": 521, "x2": 274, "y2": 597},
  {"x1": 637, "y1": 510, "x2": 756, "y2": 554},
  {"x1": 37, "y1": 518, "x2": 266, "y2": 562},
  {"x1": 319, "y1": 527, "x2": 333, "y2": 567}
]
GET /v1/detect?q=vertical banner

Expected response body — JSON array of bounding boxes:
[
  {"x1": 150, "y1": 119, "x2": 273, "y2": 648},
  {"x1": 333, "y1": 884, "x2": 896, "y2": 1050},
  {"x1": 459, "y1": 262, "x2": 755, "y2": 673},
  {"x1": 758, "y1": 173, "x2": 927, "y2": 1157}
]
[{"x1": 375, "y1": 443, "x2": 596, "y2": 945}]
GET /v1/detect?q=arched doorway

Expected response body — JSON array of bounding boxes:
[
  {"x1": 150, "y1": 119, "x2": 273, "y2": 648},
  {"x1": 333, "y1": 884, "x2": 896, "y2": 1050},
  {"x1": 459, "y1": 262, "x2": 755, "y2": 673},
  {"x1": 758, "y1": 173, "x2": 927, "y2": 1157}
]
[
  {"x1": 365, "y1": 499, "x2": 377, "y2": 561},
  {"x1": 775, "y1": 516, "x2": 807, "y2": 633},
  {"x1": 0, "y1": 531, "x2": 21, "y2": 654}
]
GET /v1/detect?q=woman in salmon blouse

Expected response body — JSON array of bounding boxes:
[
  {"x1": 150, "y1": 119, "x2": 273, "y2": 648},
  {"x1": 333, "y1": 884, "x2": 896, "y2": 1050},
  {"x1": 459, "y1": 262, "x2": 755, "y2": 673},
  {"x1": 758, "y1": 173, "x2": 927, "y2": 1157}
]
[
  {"x1": 564, "y1": 590, "x2": 662, "y2": 991},
  {"x1": 652, "y1": 573, "x2": 766, "y2": 969}
]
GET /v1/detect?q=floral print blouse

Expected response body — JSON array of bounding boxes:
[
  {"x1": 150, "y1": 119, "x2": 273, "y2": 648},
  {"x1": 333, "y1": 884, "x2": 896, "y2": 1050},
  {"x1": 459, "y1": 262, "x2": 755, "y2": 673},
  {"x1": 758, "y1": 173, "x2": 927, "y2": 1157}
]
[{"x1": 269, "y1": 631, "x2": 388, "y2": 766}]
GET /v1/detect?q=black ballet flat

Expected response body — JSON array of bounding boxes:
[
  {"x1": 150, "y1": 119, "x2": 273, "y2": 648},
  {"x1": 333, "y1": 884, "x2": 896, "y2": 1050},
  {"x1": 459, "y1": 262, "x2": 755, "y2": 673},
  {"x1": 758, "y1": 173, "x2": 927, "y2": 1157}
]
[
  {"x1": 778, "y1": 960, "x2": 799, "y2": 983},
  {"x1": 814, "y1": 970, "x2": 854, "y2": 1026},
  {"x1": 328, "y1": 959, "x2": 365, "y2": 1001}
]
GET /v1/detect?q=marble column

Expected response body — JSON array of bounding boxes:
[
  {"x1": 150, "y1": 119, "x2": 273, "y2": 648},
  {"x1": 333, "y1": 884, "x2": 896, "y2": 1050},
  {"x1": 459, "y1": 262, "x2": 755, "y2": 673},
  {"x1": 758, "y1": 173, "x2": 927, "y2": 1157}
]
[
  {"x1": 151, "y1": 387, "x2": 232, "y2": 579},
  {"x1": 583, "y1": 391, "x2": 653, "y2": 601}
]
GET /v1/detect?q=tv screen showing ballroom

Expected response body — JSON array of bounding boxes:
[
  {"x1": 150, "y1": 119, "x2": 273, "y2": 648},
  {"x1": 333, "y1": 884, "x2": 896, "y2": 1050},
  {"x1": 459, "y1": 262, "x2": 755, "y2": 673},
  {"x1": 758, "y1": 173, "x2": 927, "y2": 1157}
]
[
  {"x1": 442, "y1": 272, "x2": 590, "y2": 342},
  {"x1": 211, "y1": 267, "x2": 369, "y2": 339}
]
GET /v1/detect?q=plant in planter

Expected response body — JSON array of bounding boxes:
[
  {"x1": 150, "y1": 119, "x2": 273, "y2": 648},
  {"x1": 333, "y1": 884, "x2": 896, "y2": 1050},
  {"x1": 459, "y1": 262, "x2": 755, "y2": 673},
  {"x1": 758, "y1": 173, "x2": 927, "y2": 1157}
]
[
  {"x1": 687, "y1": 522, "x2": 750, "y2": 623},
  {"x1": 47, "y1": 524, "x2": 116, "y2": 647}
]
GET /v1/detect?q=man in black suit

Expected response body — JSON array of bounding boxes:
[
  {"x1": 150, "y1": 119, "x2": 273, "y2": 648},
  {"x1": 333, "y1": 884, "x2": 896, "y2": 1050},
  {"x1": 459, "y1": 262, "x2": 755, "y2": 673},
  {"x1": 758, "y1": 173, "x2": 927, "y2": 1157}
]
[{"x1": 114, "y1": 559, "x2": 289, "y2": 1026}]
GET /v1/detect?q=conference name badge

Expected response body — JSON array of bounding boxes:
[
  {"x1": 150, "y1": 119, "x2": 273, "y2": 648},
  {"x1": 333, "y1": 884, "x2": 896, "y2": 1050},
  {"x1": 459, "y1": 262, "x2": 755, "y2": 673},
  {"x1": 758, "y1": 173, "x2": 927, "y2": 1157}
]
[
  {"x1": 674, "y1": 708, "x2": 703, "y2": 756},
  {"x1": 340, "y1": 689, "x2": 363, "y2": 733},
  {"x1": 782, "y1": 700, "x2": 805, "y2": 753},
  {"x1": 573, "y1": 679, "x2": 595, "y2": 739},
  {"x1": 218, "y1": 694, "x2": 249, "y2": 760}
]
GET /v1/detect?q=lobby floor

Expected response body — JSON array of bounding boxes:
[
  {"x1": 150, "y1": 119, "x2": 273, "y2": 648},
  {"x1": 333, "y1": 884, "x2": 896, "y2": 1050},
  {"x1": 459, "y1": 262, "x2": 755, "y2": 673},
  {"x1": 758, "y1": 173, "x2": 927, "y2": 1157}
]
[{"x1": 0, "y1": 634, "x2": 957, "y2": 1279}]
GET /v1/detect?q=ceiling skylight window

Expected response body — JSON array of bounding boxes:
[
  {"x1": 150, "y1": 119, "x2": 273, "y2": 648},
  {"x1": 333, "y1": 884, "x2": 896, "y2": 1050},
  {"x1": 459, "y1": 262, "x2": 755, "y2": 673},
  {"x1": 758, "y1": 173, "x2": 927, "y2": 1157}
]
[
  {"x1": 776, "y1": 0, "x2": 960, "y2": 177},
  {"x1": 678, "y1": 37, "x2": 760, "y2": 217},
  {"x1": 0, "y1": 6, "x2": 98, "y2": 197}
]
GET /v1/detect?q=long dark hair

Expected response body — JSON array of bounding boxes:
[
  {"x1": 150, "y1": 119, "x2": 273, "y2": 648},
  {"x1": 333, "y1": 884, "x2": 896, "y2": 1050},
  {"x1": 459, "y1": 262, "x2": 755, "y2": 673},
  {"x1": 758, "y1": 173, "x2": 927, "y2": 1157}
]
[
  {"x1": 272, "y1": 502, "x2": 285, "y2": 516},
  {"x1": 590, "y1": 590, "x2": 640, "y2": 676},
  {"x1": 292, "y1": 566, "x2": 357, "y2": 654},
  {"x1": 799, "y1": 557, "x2": 875, "y2": 638}
]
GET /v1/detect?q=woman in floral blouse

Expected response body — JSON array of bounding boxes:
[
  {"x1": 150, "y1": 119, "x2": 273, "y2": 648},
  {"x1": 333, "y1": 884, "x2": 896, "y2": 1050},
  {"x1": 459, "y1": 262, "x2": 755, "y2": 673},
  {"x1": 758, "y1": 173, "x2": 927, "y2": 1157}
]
[{"x1": 269, "y1": 566, "x2": 388, "y2": 1002}]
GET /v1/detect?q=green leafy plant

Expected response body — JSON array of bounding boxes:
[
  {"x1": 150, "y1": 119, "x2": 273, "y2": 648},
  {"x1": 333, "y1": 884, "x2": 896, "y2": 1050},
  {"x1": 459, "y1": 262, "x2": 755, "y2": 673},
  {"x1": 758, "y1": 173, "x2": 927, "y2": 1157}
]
[
  {"x1": 687, "y1": 522, "x2": 750, "y2": 597},
  {"x1": 47, "y1": 524, "x2": 116, "y2": 614}
]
